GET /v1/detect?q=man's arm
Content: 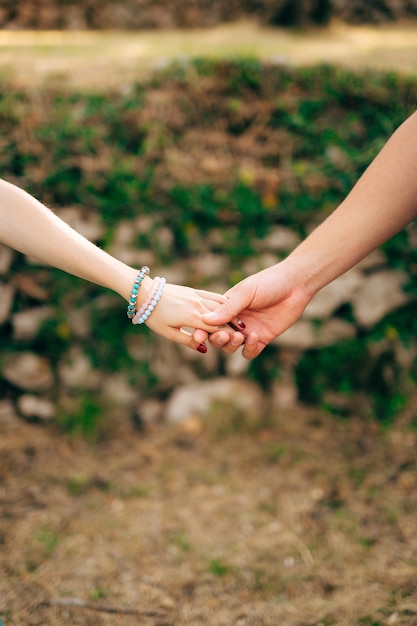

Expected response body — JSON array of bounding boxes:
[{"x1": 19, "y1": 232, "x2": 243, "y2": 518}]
[{"x1": 201, "y1": 111, "x2": 417, "y2": 358}]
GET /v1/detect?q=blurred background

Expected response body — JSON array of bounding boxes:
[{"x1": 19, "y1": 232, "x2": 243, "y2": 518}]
[
  {"x1": 1, "y1": 0, "x2": 417, "y2": 429},
  {"x1": 1, "y1": 0, "x2": 417, "y2": 29},
  {"x1": 1, "y1": 3, "x2": 417, "y2": 625}
]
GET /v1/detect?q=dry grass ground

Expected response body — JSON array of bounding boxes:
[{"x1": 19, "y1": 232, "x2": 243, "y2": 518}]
[{"x1": 1, "y1": 401, "x2": 417, "y2": 625}]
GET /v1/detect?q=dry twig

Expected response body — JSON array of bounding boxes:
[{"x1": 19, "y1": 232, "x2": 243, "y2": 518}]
[{"x1": 41, "y1": 597, "x2": 172, "y2": 618}]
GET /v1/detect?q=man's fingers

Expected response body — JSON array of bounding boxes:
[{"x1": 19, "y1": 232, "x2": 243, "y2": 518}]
[
  {"x1": 207, "y1": 329, "x2": 230, "y2": 347},
  {"x1": 241, "y1": 333, "x2": 263, "y2": 360},
  {"x1": 221, "y1": 331, "x2": 246, "y2": 354},
  {"x1": 202, "y1": 299, "x2": 244, "y2": 326},
  {"x1": 208, "y1": 329, "x2": 245, "y2": 352}
]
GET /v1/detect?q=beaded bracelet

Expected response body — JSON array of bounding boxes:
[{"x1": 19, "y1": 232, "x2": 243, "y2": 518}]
[
  {"x1": 133, "y1": 276, "x2": 161, "y2": 322},
  {"x1": 126, "y1": 266, "x2": 150, "y2": 319},
  {"x1": 132, "y1": 276, "x2": 166, "y2": 325}
]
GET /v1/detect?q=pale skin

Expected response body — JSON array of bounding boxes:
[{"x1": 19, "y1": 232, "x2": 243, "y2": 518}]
[
  {"x1": 199, "y1": 110, "x2": 417, "y2": 358},
  {"x1": 0, "y1": 178, "x2": 245, "y2": 351}
]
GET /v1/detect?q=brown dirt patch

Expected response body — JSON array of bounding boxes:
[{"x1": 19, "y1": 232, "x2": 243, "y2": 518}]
[{"x1": 1, "y1": 401, "x2": 417, "y2": 625}]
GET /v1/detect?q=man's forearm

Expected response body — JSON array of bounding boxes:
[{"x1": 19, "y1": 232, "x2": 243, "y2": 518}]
[{"x1": 287, "y1": 111, "x2": 417, "y2": 297}]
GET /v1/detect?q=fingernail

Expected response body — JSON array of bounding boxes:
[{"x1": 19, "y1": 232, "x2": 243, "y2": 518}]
[
  {"x1": 197, "y1": 343, "x2": 207, "y2": 354},
  {"x1": 237, "y1": 319, "x2": 246, "y2": 329}
]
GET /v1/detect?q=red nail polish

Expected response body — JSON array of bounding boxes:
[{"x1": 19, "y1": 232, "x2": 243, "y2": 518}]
[
  {"x1": 197, "y1": 343, "x2": 207, "y2": 354},
  {"x1": 238, "y1": 320, "x2": 246, "y2": 329}
]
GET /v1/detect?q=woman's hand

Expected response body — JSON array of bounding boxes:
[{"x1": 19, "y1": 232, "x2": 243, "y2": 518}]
[{"x1": 142, "y1": 281, "x2": 246, "y2": 352}]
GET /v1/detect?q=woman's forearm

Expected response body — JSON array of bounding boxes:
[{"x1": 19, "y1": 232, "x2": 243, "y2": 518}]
[
  {"x1": 0, "y1": 178, "x2": 241, "y2": 352},
  {"x1": 287, "y1": 111, "x2": 417, "y2": 297},
  {"x1": 0, "y1": 179, "x2": 139, "y2": 301}
]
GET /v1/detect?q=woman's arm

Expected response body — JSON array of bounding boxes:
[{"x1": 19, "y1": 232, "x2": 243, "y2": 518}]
[
  {"x1": 201, "y1": 110, "x2": 417, "y2": 358},
  {"x1": 0, "y1": 178, "x2": 141, "y2": 300},
  {"x1": 0, "y1": 178, "x2": 244, "y2": 351}
]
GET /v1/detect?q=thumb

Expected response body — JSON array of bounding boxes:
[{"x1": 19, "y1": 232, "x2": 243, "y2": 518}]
[{"x1": 202, "y1": 292, "x2": 247, "y2": 326}]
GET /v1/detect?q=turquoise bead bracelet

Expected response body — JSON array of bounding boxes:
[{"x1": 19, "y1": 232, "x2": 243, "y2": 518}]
[{"x1": 126, "y1": 265, "x2": 150, "y2": 319}]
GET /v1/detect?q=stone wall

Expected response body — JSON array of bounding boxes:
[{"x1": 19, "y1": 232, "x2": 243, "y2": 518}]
[
  {"x1": 0, "y1": 0, "x2": 417, "y2": 30},
  {"x1": 1, "y1": 217, "x2": 416, "y2": 432},
  {"x1": 1, "y1": 61, "x2": 417, "y2": 434}
]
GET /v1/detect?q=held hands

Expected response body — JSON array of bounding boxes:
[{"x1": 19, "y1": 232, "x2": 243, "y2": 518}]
[
  {"x1": 136, "y1": 261, "x2": 312, "y2": 359},
  {"x1": 141, "y1": 280, "x2": 246, "y2": 352},
  {"x1": 195, "y1": 262, "x2": 313, "y2": 359}
]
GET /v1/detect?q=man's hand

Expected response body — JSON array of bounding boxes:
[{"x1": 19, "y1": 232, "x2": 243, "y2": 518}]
[{"x1": 195, "y1": 263, "x2": 311, "y2": 359}]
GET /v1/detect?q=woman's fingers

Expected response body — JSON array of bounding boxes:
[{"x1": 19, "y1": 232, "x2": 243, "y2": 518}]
[
  {"x1": 193, "y1": 327, "x2": 209, "y2": 345},
  {"x1": 164, "y1": 324, "x2": 246, "y2": 355},
  {"x1": 142, "y1": 284, "x2": 249, "y2": 354},
  {"x1": 195, "y1": 289, "x2": 227, "y2": 304},
  {"x1": 177, "y1": 327, "x2": 209, "y2": 353},
  {"x1": 157, "y1": 324, "x2": 209, "y2": 352}
]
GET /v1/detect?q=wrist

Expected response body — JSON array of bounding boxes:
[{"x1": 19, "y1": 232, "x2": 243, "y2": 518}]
[{"x1": 280, "y1": 254, "x2": 322, "y2": 302}]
